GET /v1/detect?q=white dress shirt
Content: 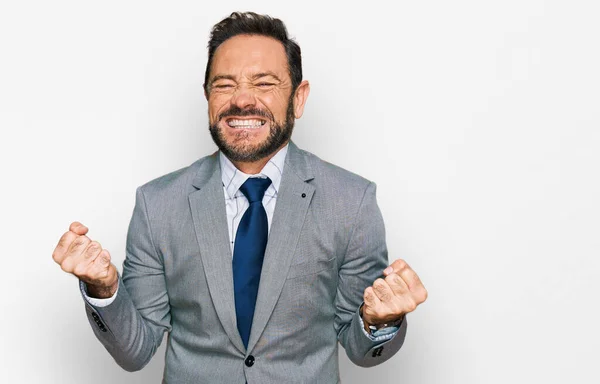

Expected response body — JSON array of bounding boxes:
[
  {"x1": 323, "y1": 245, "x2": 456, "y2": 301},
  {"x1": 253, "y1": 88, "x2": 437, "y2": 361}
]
[{"x1": 221, "y1": 143, "x2": 287, "y2": 254}]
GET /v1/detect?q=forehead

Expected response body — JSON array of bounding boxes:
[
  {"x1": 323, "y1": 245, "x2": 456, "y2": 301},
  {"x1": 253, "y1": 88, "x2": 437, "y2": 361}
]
[{"x1": 211, "y1": 34, "x2": 288, "y2": 79}]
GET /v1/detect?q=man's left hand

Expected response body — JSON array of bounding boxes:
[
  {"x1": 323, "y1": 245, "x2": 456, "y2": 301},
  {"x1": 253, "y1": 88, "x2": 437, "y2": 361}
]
[{"x1": 362, "y1": 259, "x2": 428, "y2": 329}]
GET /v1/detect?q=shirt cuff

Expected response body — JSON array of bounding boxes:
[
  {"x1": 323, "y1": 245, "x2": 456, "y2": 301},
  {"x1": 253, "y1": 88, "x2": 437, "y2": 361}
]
[
  {"x1": 79, "y1": 280, "x2": 119, "y2": 307},
  {"x1": 358, "y1": 313, "x2": 401, "y2": 342}
]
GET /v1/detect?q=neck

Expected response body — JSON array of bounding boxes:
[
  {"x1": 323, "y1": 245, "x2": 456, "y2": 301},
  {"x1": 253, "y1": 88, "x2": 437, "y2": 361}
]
[{"x1": 231, "y1": 142, "x2": 288, "y2": 175}]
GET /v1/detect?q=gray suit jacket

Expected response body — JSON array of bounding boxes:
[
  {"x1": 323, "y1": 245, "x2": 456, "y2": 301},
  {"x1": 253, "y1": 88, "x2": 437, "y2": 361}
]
[{"x1": 84, "y1": 142, "x2": 407, "y2": 383}]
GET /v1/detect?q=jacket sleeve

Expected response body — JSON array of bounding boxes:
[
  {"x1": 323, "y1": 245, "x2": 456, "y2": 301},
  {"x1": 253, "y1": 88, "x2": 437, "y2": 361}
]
[
  {"x1": 82, "y1": 187, "x2": 172, "y2": 371},
  {"x1": 334, "y1": 182, "x2": 408, "y2": 367}
]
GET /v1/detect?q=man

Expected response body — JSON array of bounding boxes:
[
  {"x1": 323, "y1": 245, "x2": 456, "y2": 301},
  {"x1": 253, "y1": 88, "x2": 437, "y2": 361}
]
[{"x1": 53, "y1": 12, "x2": 427, "y2": 383}]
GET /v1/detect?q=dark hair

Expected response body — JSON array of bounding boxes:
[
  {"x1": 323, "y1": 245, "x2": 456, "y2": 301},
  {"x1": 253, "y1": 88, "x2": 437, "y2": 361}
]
[{"x1": 204, "y1": 12, "x2": 302, "y2": 93}]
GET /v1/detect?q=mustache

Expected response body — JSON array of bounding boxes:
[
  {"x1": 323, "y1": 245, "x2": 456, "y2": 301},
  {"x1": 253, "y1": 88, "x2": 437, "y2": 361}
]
[{"x1": 217, "y1": 106, "x2": 274, "y2": 122}]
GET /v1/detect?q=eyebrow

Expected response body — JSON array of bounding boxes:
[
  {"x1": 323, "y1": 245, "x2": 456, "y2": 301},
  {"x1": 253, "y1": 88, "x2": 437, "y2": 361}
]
[
  {"x1": 251, "y1": 72, "x2": 282, "y2": 82},
  {"x1": 210, "y1": 72, "x2": 282, "y2": 85},
  {"x1": 210, "y1": 74, "x2": 236, "y2": 84}
]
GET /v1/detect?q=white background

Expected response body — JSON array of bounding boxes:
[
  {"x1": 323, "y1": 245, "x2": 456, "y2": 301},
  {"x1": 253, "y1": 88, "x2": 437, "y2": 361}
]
[{"x1": 1, "y1": 0, "x2": 599, "y2": 383}]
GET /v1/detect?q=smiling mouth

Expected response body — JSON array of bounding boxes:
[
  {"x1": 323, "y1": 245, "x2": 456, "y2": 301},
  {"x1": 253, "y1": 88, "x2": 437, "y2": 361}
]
[{"x1": 226, "y1": 118, "x2": 267, "y2": 129}]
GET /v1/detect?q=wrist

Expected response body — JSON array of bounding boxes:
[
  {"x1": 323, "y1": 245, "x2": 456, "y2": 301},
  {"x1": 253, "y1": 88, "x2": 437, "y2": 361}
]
[
  {"x1": 86, "y1": 279, "x2": 118, "y2": 299},
  {"x1": 360, "y1": 304, "x2": 404, "y2": 334}
]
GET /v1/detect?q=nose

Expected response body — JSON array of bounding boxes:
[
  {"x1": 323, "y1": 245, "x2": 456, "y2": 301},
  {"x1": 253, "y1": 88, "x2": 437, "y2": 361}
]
[{"x1": 230, "y1": 84, "x2": 257, "y2": 110}]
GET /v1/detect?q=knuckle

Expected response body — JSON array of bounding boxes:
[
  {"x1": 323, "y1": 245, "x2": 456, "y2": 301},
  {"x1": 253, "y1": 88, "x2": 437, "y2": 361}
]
[
  {"x1": 373, "y1": 280, "x2": 390, "y2": 295},
  {"x1": 57, "y1": 233, "x2": 76, "y2": 252},
  {"x1": 85, "y1": 241, "x2": 102, "y2": 255},
  {"x1": 60, "y1": 259, "x2": 73, "y2": 273},
  {"x1": 385, "y1": 274, "x2": 398, "y2": 285},
  {"x1": 73, "y1": 263, "x2": 87, "y2": 277},
  {"x1": 58, "y1": 231, "x2": 73, "y2": 246},
  {"x1": 395, "y1": 275, "x2": 405, "y2": 286},
  {"x1": 363, "y1": 306, "x2": 375, "y2": 317},
  {"x1": 72, "y1": 236, "x2": 90, "y2": 249},
  {"x1": 373, "y1": 279, "x2": 393, "y2": 301},
  {"x1": 89, "y1": 240, "x2": 101, "y2": 249},
  {"x1": 363, "y1": 287, "x2": 374, "y2": 302},
  {"x1": 405, "y1": 299, "x2": 417, "y2": 312},
  {"x1": 419, "y1": 288, "x2": 428, "y2": 302},
  {"x1": 380, "y1": 290, "x2": 392, "y2": 302},
  {"x1": 100, "y1": 251, "x2": 111, "y2": 264},
  {"x1": 408, "y1": 269, "x2": 419, "y2": 279}
]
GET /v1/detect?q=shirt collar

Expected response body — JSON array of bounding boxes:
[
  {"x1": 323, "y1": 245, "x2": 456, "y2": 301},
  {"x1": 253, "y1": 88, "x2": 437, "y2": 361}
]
[{"x1": 219, "y1": 143, "x2": 288, "y2": 199}]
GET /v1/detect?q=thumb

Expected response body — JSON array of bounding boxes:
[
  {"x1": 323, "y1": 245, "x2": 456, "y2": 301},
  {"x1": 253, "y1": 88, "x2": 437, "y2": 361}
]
[
  {"x1": 69, "y1": 221, "x2": 89, "y2": 236},
  {"x1": 383, "y1": 259, "x2": 409, "y2": 276}
]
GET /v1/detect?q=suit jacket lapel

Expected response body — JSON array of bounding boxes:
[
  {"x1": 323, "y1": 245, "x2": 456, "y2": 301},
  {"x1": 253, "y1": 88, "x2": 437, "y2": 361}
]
[
  {"x1": 247, "y1": 142, "x2": 315, "y2": 352},
  {"x1": 188, "y1": 154, "x2": 246, "y2": 353}
]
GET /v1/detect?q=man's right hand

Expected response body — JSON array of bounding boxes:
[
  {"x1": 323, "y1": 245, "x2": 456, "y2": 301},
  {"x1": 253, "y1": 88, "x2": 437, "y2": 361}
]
[{"x1": 53, "y1": 221, "x2": 118, "y2": 299}]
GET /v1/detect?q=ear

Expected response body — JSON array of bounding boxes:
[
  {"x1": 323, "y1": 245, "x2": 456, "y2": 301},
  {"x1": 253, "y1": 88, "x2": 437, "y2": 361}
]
[{"x1": 293, "y1": 80, "x2": 310, "y2": 119}]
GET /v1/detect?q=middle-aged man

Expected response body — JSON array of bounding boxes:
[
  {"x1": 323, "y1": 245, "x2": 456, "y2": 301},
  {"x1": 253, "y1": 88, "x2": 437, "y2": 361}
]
[{"x1": 53, "y1": 12, "x2": 427, "y2": 383}]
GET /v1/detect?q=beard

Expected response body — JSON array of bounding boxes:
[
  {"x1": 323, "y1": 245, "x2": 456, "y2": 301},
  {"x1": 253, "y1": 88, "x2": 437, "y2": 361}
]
[{"x1": 209, "y1": 95, "x2": 295, "y2": 163}]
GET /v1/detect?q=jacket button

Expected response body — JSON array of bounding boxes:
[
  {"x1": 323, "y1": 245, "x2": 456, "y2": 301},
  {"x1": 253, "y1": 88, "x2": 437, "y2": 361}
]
[
  {"x1": 372, "y1": 346, "x2": 384, "y2": 357},
  {"x1": 245, "y1": 355, "x2": 255, "y2": 367}
]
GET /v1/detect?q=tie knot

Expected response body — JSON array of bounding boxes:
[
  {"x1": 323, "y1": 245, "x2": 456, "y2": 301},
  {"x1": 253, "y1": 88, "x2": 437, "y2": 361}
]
[{"x1": 239, "y1": 177, "x2": 272, "y2": 203}]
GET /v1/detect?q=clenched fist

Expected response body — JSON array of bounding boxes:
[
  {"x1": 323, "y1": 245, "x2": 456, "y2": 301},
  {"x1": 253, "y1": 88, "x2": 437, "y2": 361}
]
[
  {"x1": 52, "y1": 221, "x2": 118, "y2": 299},
  {"x1": 361, "y1": 259, "x2": 427, "y2": 331}
]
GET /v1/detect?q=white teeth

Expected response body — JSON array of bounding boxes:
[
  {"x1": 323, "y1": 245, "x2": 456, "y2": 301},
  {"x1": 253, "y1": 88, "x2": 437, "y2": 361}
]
[{"x1": 227, "y1": 119, "x2": 265, "y2": 128}]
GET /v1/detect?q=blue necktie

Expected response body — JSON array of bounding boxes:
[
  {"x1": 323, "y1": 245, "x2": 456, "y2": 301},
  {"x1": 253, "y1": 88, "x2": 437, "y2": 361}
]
[{"x1": 232, "y1": 177, "x2": 272, "y2": 349}]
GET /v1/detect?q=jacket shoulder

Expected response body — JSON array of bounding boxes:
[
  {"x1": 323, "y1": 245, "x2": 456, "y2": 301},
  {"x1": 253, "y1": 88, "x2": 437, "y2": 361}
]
[
  {"x1": 137, "y1": 152, "x2": 218, "y2": 197},
  {"x1": 301, "y1": 148, "x2": 373, "y2": 192}
]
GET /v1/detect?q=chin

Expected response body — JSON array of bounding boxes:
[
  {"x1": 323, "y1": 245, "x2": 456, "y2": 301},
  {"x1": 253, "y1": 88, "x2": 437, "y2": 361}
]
[
  {"x1": 209, "y1": 118, "x2": 293, "y2": 163},
  {"x1": 224, "y1": 129, "x2": 270, "y2": 150}
]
